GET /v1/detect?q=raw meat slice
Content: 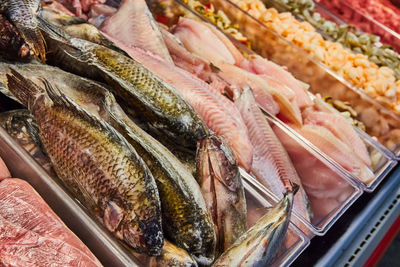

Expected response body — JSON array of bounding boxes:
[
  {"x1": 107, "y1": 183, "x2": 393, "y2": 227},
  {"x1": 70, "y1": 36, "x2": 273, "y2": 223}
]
[{"x1": 0, "y1": 178, "x2": 101, "y2": 266}]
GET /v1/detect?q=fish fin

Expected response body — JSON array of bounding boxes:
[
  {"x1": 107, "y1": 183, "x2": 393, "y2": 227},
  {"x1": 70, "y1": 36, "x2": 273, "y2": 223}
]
[
  {"x1": 104, "y1": 200, "x2": 125, "y2": 232},
  {"x1": 6, "y1": 68, "x2": 46, "y2": 110},
  {"x1": 37, "y1": 14, "x2": 70, "y2": 42},
  {"x1": 15, "y1": 22, "x2": 47, "y2": 62}
]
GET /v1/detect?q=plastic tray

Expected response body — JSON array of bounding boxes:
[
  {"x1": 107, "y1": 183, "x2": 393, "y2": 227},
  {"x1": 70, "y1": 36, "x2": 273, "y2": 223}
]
[
  {"x1": 317, "y1": 0, "x2": 400, "y2": 53},
  {"x1": 147, "y1": 0, "x2": 389, "y2": 236},
  {"x1": 252, "y1": 0, "x2": 400, "y2": 191},
  {"x1": 150, "y1": 0, "x2": 397, "y2": 191},
  {"x1": 199, "y1": 0, "x2": 400, "y2": 159}
]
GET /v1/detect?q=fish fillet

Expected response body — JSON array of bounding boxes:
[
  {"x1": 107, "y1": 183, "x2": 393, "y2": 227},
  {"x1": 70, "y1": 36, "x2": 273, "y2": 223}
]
[
  {"x1": 304, "y1": 109, "x2": 371, "y2": 166},
  {"x1": 173, "y1": 17, "x2": 237, "y2": 65},
  {"x1": 100, "y1": 0, "x2": 173, "y2": 63},
  {"x1": 240, "y1": 55, "x2": 313, "y2": 108},
  {"x1": 236, "y1": 88, "x2": 310, "y2": 221},
  {"x1": 273, "y1": 125, "x2": 354, "y2": 221},
  {"x1": 298, "y1": 124, "x2": 374, "y2": 183}
]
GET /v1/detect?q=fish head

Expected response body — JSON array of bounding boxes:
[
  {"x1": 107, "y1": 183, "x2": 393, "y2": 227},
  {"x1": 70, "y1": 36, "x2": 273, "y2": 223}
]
[
  {"x1": 123, "y1": 218, "x2": 164, "y2": 256},
  {"x1": 197, "y1": 135, "x2": 240, "y2": 192}
]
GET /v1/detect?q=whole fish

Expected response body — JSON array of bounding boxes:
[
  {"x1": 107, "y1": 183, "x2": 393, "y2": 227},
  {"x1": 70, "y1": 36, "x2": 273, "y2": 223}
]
[
  {"x1": 197, "y1": 135, "x2": 247, "y2": 256},
  {"x1": 0, "y1": 62, "x2": 216, "y2": 264},
  {"x1": 0, "y1": 0, "x2": 46, "y2": 61},
  {"x1": 0, "y1": 109, "x2": 56, "y2": 176},
  {"x1": 235, "y1": 88, "x2": 311, "y2": 221},
  {"x1": 5, "y1": 69, "x2": 163, "y2": 256},
  {"x1": 0, "y1": 14, "x2": 31, "y2": 60},
  {"x1": 212, "y1": 185, "x2": 297, "y2": 267},
  {"x1": 37, "y1": 16, "x2": 208, "y2": 149}
]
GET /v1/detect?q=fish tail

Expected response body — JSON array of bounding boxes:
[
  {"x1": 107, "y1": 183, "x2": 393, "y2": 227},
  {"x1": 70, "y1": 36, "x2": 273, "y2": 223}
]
[{"x1": 6, "y1": 68, "x2": 45, "y2": 109}]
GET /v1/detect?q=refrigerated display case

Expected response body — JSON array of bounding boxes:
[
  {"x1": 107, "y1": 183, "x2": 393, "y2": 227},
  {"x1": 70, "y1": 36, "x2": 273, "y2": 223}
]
[{"x1": 1, "y1": 0, "x2": 400, "y2": 265}]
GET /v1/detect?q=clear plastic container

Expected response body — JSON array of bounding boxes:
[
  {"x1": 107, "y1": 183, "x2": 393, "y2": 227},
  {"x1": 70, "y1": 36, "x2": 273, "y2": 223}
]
[
  {"x1": 243, "y1": 114, "x2": 364, "y2": 235},
  {"x1": 243, "y1": 178, "x2": 310, "y2": 266},
  {"x1": 197, "y1": 0, "x2": 400, "y2": 159},
  {"x1": 168, "y1": 0, "x2": 399, "y2": 188},
  {"x1": 148, "y1": 0, "x2": 396, "y2": 188},
  {"x1": 317, "y1": 0, "x2": 400, "y2": 53}
]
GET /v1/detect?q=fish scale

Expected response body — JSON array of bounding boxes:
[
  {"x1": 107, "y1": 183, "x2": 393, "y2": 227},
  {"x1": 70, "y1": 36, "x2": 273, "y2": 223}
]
[
  {"x1": 37, "y1": 16, "x2": 208, "y2": 148},
  {"x1": 5, "y1": 70, "x2": 163, "y2": 256}
]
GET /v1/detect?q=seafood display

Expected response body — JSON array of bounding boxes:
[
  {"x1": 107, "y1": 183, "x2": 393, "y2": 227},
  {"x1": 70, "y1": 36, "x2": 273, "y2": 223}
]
[
  {"x1": 0, "y1": 0, "x2": 396, "y2": 265},
  {"x1": 264, "y1": 0, "x2": 400, "y2": 78},
  {"x1": 0, "y1": 177, "x2": 101, "y2": 266},
  {"x1": 201, "y1": 0, "x2": 400, "y2": 153},
  {"x1": 318, "y1": 0, "x2": 400, "y2": 53}
]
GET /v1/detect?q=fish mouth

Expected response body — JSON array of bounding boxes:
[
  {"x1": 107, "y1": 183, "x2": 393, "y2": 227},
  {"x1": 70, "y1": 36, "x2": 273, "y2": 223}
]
[{"x1": 123, "y1": 219, "x2": 164, "y2": 256}]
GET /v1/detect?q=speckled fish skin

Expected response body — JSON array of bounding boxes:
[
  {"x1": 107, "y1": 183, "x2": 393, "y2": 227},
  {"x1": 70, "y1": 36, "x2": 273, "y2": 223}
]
[
  {"x1": 0, "y1": 0, "x2": 46, "y2": 61},
  {"x1": 212, "y1": 186, "x2": 296, "y2": 267},
  {"x1": 0, "y1": 62, "x2": 216, "y2": 264},
  {"x1": 197, "y1": 135, "x2": 247, "y2": 257},
  {"x1": 37, "y1": 16, "x2": 208, "y2": 149},
  {"x1": 5, "y1": 69, "x2": 163, "y2": 256}
]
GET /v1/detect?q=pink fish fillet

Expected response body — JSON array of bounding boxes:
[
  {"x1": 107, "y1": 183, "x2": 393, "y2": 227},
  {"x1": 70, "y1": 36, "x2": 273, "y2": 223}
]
[
  {"x1": 217, "y1": 62, "x2": 305, "y2": 126},
  {"x1": 100, "y1": 0, "x2": 173, "y2": 63},
  {"x1": 272, "y1": 125, "x2": 354, "y2": 221},
  {"x1": 235, "y1": 88, "x2": 310, "y2": 221},
  {"x1": 106, "y1": 36, "x2": 253, "y2": 170},
  {"x1": 0, "y1": 157, "x2": 10, "y2": 180},
  {"x1": 0, "y1": 178, "x2": 102, "y2": 266},
  {"x1": 240, "y1": 55, "x2": 313, "y2": 108},
  {"x1": 303, "y1": 109, "x2": 371, "y2": 166},
  {"x1": 160, "y1": 27, "x2": 217, "y2": 82},
  {"x1": 173, "y1": 17, "x2": 237, "y2": 65},
  {"x1": 297, "y1": 124, "x2": 374, "y2": 183}
]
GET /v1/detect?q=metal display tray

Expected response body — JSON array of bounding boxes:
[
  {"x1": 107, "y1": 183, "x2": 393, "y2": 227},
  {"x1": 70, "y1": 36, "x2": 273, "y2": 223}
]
[{"x1": 0, "y1": 124, "x2": 310, "y2": 266}]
